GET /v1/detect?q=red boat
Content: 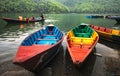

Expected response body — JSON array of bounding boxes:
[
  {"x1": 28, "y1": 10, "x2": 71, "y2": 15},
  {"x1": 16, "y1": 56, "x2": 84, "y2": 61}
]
[
  {"x1": 66, "y1": 23, "x2": 99, "y2": 66},
  {"x1": 13, "y1": 24, "x2": 64, "y2": 73},
  {"x1": 2, "y1": 18, "x2": 44, "y2": 23}
]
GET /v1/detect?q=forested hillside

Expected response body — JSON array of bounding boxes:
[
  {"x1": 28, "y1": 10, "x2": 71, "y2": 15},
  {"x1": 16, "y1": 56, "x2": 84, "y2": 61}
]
[
  {"x1": 0, "y1": 0, "x2": 69, "y2": 13},
  {"x1": 0, "y1": 0, "x2": 120, "y2": 13},
  {"x1": 57, "y1": 0, "x2": 120, "y2": 13}
]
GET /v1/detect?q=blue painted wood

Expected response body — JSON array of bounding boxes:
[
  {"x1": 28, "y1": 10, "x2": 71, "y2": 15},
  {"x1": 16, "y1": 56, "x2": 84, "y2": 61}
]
[{"x1": 21, "y1": 26, "x2": 63, "y2": 46}]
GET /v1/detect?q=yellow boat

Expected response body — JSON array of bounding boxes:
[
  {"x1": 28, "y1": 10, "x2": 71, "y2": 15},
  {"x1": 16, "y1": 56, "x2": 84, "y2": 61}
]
[{"x1": 89, "y1": 24, "x2": 120, "y2": 44}]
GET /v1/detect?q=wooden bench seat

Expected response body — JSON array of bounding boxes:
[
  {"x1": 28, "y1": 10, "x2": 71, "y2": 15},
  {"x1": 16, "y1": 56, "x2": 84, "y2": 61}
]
[
  {"x1": 36, "y1": 38, "x2": 59, "y2": 40},
  {"x1": 74, "y1": 33, "x2": 91, "y2": 37},
  {"x1": 34, "y1": 38, "x2": 59, "y2": 45}
]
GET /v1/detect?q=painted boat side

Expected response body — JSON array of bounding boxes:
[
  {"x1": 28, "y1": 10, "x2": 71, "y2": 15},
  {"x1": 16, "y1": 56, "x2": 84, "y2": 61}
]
[
  {"x1": 3, "y1": 18, "x2": 44, "y2": 23},
  {"x1": 89, "y1": 24, "x2": 120, "y2": 44},
  {"x1": 86, "y1": 15, "x2": 104, "y2": 18},
  {"x1": 112, "y1": 35, "x2": 120, "y2": 44},
  {"x1": 14, "y1": 39, "x2": 63, "y2": 72},
  {"x1": 13, "y1": 25, "x2": 64, "y2": 72},
  {"x1": 66, "y1": 23, "x2": 99, "y2": 66}
]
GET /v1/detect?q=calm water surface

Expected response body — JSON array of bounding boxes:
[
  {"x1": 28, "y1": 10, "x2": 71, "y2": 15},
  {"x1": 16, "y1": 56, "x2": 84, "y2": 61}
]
[
  {"x1": 0, "y1": 13, "x2": 120, "y2": 34},
  {"x1": 0, "y1": 13, "x2": 120, "y2": 76}
]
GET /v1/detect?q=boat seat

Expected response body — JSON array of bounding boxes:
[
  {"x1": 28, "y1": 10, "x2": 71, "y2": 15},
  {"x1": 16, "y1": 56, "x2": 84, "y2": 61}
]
[
  {"x1": 74, "y1": 33, "x2": 91, "y2": 38},
  {"x1": 41, "y1": 34, "x2": 57, "y2": 39},
  {"x1": 34, "y1": 38, "x2": 59, "y2": 45},
  {"x1": 80, "y1": 44, "x2": 92, "y2": 48},
  {"x1": 80, "y1": 29, "x2": 85, "y2": 33},
  {"x1": 69, "y1": 42, "x2": 92, "y2": 49},
  {"x1": 69, "y1": 37, "x2": 94, "y2": 45},
  {"x1": 69, "y1": 39, "x2": 92, "y2": 49}
]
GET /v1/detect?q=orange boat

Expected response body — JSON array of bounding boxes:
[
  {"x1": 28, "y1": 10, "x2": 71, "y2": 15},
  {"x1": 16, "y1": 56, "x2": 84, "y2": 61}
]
[
  {"x1": 89, "y1": 24, "x2": 120, "y2": 44},
  {"x1": 66, "y1": 23, "x2": 99, "y2": 66}
]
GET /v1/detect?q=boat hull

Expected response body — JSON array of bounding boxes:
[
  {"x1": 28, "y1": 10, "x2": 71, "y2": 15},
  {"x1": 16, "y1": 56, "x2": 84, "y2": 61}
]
[
  {"x1": 14, "y1": 41, "x2": 62, "y2": 73},
  {"x1": 3, "y1": 18, "x2": 44, "y2": 23},
  {"x1": 112, "y1": 35, "x2": 120, "y2": 44},
  {"x1": 106, "y1": 16, "x2": 120, "y2": 23},
  {"x1": 89, "y1": 24, "x2": 120, "y2": 44},
  {"x1": 96, "y1": 31, "x2": 112, "y2": 41},
  {"x1": 86, "y1": 15, "x2": 104, "y2": 18},
  {"x1": 13, "y1": 25, "x2": 64, "y2": 73},
  {"x1": 66, "y1": 23, "x2": 99, "y2": 66}
]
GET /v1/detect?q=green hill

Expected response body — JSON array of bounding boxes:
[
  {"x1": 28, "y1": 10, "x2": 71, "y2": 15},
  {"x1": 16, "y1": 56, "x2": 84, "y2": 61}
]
[{"x1": 0, "y1": 0, "x2": 120, "y2": 13}]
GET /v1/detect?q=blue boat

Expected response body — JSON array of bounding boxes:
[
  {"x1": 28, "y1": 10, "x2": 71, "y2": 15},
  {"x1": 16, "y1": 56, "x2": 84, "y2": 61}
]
[
  {"x1": 86, "y1": 15, "x2": 104, "y2": 18},
  {"x1": 13, "y1": 24, "x2": 64, "y2": 73}
]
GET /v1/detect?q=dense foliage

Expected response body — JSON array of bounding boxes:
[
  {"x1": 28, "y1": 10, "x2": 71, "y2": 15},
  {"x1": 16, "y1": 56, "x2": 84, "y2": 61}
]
[
  {"x1": 0, "y1": 0, "x2": 69, "y2": 13},
  {"x1": 57, "y1": 0, "x2": 120, "y2": 13},
  {"x1": 75, "y1": 0, "x2": 120, "y2": 13},
  {"x1": 0, "y1": 0, "x2": 120, "y2": 13}
]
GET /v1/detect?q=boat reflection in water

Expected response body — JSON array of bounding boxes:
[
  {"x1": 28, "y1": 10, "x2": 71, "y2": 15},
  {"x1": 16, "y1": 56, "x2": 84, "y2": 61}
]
[
  {"x1": 0, "y1": 22, "x2": 45, "y2": 42},
  {"x1": 19, "y1": 24, "x2": 24, "y2": 29}
]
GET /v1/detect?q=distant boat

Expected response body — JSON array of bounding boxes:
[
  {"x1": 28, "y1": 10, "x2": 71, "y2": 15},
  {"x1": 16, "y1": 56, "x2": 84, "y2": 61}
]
[
  {"x1": 89, "y1": 24, "x2": 120, "y2": 44},
  {"x1": 2, "y1": 17, "x2": 44, "y2": 23},
  {"x1": 66, "y1": 23, "x2": 99, "y2": 66},
  {"x1": 13, "y1": 24, "x2": 64, "y2": 73},
  {"x1": 106, "y1": 15, "x2": 120, "y2": 23},
  {"x1": 86, "y1": 15, "x2": 104, "y2": 18}
]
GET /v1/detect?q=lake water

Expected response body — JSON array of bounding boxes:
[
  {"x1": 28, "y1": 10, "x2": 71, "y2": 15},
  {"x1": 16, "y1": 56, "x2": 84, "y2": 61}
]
[
  {"x1": 0, "y1": 13, "x2": 120, "y2": 76},
  {"x1": 0, "y1": 13, "x2": 120, "y2": 35}
]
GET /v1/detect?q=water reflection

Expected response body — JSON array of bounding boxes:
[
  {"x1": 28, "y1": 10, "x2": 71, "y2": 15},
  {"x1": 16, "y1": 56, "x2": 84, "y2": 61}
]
[
  {"x1": 0, "y1": 22, "x2": 44, "y2": 42},
  {"x1": 19, "y1": 24, "x2": 24, "y2": 29}
]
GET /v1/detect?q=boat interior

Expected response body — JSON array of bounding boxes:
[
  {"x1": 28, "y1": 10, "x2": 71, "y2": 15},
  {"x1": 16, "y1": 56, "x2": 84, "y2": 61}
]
[
  {"x1": 67, "y1": 25, "x2": 98, "y2": 48},
  {"x1": 21, "y1": 26, "x2": 63, "y2": 46},
  {"x1": 72, "y1": 25, "x2": 94, "y2": 38}
]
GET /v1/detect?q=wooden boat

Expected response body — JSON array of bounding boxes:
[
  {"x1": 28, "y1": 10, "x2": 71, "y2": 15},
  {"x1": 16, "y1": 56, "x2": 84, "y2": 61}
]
[
  {"x1": 13, "y1": 24, "x2": 64, "y2": 73},
  {"x1": 66, "y1": 23, "x2": 99, "y2": 66},
  {"x1": 2, "y1": 18, "x2": 44, "y2": 23},
  {"x1": 89, "y1": 24, "x2": 120, "y2": 44},
  {"x1": 86, "y1": 15, "x2": 104, "y2": 18},
  {"x1": 106, "y1": 15, "x2": 120, "y2": 23}
]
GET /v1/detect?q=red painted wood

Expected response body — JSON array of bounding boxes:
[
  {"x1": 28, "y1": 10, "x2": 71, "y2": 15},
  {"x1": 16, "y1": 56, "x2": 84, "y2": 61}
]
[
  {"x1": 99, "y1": 27, "x2": 106, "y2": 32},
  {"x1": 13, "y1": 44, "x2": 51, "y2": 62},
  {"x1": 93, "y1": 26, "x2": 99, "y2": 30},
  {"x1": 105, "y1": 28, "x2": 112, "y2": 33}
]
